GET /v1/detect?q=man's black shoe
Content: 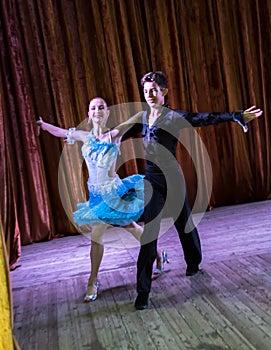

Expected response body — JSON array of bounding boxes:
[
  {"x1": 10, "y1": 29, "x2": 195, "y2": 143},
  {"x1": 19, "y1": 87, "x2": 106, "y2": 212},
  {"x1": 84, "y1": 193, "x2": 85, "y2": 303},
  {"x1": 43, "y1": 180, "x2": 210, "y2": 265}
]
[
  {"x1": 186, "y1": 266, "x2": 199, "y2": 276},
  {"x1": 134, "y1": 293, "x2": 149, "y2": 310}
]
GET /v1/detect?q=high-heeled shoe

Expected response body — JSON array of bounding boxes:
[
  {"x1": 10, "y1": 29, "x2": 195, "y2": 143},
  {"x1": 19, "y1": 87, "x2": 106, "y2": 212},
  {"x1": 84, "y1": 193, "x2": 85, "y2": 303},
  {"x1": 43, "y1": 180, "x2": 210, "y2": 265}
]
[
  {"x1": 84, "y1": 281, "x2": 99, "y2": 302},
  {"x1": 153, "y1": 250, "x2": 169, "y2": 275}
]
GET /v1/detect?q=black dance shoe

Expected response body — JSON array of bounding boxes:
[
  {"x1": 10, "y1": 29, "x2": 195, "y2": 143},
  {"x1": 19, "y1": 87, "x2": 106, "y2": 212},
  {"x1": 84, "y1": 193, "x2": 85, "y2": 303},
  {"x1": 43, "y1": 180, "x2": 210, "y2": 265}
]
[
  {"x1": 186, "y1": 266, "x2": 199, "y2": 276},
  {"x1": 134, "y1": 292, "x2": 149, "y2": 310}
]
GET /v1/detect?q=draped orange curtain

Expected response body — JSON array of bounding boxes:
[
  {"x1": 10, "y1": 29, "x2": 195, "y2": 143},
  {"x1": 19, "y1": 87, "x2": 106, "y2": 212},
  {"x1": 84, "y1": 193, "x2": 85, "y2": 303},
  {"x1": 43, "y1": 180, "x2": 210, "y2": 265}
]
[{"x1": 0, "y1": 0, "x2": 270, "y2": 268}]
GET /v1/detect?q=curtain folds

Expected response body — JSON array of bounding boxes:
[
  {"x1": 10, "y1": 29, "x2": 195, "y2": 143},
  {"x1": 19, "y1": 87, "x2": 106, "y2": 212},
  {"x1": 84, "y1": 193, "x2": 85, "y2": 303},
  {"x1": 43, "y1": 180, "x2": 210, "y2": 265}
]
[{"x1": 1, "y1": 0, "x2": 270, "y2": 268}]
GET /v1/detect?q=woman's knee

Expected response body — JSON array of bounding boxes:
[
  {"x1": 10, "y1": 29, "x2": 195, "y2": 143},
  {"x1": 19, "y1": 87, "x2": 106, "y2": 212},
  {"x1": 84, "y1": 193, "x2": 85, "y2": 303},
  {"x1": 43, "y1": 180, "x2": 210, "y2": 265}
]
[{"x1": 91, "y1": 223, "x2": 106, "y2": 243}]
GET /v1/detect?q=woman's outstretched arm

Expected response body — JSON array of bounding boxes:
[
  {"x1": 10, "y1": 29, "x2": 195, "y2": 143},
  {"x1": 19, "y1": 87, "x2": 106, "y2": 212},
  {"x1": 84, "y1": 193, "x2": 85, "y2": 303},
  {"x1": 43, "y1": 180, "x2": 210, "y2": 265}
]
[{"x1": 36, "y1": 117, "x2": 88, "y2": 142}]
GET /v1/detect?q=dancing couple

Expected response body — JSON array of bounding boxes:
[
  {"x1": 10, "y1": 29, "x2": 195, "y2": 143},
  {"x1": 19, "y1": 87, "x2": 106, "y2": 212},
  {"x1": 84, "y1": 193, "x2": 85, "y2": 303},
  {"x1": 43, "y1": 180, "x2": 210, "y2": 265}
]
[{"x1": 37, "y1": 71, "x2": 262, "y2": 309}]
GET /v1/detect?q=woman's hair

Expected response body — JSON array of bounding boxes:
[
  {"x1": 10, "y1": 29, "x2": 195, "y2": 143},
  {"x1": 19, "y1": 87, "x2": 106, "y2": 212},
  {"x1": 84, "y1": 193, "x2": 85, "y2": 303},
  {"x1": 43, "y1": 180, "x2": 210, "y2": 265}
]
[
  {"x1": 140, "y1": 71, "x2": 168, "y2": 89},
  {"x1": 89, "y1": 97, "x2": 107, "y2": 109}
]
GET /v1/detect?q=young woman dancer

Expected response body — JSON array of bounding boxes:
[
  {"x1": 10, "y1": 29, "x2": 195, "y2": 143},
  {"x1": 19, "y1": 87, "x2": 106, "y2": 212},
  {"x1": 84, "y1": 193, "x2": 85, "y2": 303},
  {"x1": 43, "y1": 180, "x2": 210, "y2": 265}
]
[{"x1": 37, "y1": 97, "x2": 168, "y2": 302}]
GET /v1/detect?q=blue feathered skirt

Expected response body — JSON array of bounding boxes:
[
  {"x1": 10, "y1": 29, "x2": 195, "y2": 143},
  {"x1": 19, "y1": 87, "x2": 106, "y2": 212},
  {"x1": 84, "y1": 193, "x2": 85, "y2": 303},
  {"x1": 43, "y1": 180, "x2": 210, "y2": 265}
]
[{"x1": 73, "y1": 174, "x2": 144, "y2": 227}]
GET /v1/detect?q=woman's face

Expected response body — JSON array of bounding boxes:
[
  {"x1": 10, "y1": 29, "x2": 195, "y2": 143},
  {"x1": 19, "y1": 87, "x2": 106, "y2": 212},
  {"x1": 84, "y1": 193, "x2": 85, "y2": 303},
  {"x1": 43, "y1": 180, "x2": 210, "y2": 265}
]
[{"x1": 88, "y1": 98, "x2": 109, "y2": 126}]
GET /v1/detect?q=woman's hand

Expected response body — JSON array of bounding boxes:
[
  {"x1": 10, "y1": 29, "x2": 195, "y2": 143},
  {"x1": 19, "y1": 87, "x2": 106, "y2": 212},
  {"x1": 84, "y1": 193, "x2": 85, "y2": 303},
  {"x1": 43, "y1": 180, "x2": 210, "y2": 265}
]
[
  {"x1": 36, "y1": 116, "x2": 44, "y2": 136},
  {"x1": 243, "y1": 105, "x2": 263, "y2": 124}
]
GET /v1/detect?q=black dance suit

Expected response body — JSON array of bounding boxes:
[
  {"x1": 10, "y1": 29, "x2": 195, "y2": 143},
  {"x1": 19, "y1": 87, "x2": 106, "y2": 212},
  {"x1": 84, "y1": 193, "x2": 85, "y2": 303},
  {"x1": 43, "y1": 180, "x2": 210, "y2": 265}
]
[{"x1": 123, "y1": 105, "x2": 246, "y2": 299}]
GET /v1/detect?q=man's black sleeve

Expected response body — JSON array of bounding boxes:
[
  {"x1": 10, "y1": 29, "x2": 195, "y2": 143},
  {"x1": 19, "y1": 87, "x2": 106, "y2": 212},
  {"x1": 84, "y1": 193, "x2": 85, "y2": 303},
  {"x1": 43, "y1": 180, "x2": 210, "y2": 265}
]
[{"x1": 121, "y1": 123, "x2": 143, "y2": 141}]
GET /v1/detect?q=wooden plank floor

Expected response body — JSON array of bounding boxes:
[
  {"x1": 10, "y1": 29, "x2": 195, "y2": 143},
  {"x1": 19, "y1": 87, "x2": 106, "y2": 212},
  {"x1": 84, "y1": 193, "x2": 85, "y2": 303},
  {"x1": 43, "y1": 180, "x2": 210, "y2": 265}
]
[{"x1": 11, "y1": 200, "x2": 271, "y2": 350}]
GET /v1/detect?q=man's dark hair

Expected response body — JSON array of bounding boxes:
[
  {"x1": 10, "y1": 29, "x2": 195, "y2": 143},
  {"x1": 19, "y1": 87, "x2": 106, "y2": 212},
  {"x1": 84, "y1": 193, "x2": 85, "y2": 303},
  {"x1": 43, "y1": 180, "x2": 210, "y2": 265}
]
[{"x1": 141, "y1": 71, "x2": 168, "y2": 89}]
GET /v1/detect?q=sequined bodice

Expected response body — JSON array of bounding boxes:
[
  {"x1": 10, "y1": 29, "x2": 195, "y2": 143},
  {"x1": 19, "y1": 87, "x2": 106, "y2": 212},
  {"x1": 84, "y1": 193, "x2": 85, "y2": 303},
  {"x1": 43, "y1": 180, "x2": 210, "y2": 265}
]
[{"x1": 82, "y1": 131, "x2": 119, "y2": 185}]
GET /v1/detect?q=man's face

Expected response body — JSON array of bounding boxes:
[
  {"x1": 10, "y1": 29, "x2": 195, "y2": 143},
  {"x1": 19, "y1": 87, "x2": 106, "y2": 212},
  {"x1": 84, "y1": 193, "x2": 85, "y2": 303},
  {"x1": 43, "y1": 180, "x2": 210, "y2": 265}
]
[{"x1": 143, "y1": 81, "x2": 166, "y2": 107}]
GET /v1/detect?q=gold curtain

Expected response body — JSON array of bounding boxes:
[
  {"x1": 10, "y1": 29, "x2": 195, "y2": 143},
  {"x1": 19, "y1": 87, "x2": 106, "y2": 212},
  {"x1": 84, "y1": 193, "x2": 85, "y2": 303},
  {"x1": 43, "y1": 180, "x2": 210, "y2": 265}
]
[
  {"x1": 0, "y1": 0, "x2": 270, "y2": 268},
  {"x1": 0, "y1": 221, "x2": 15, "y2": 349}
]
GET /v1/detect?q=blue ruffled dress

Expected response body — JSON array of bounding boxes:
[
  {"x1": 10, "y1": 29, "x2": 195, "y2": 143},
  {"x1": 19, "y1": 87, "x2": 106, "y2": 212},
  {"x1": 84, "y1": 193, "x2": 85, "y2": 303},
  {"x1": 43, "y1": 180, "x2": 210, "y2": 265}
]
[{"x1": 73, "y1": 130, "x2": 144, "y2": 226}]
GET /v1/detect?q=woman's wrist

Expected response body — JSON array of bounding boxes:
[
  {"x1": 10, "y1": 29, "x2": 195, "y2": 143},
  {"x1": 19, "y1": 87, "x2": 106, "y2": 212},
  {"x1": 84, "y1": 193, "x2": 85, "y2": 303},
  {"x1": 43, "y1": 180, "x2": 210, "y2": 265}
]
[{"x1": 66, "y1": 128, "x2": 76, "y2": 144}]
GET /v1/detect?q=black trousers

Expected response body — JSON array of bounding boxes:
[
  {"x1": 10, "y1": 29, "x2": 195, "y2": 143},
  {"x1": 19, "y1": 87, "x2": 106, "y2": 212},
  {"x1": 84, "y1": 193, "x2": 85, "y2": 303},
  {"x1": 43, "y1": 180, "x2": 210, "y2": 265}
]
[{"x1": 136, "y1": 171, "x2": 202, "y2": 294}]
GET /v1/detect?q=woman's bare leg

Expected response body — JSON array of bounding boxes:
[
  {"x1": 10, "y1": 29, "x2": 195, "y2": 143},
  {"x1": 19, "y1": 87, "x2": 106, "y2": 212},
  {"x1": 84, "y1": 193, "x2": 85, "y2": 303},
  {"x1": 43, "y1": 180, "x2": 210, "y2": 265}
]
[
  {"x1": 85, "y1": 222, "x2": 107, "y2": 301},
  {"x1": 124, "y1": 221, "x2": 143, "y2": 241},
  {"x1": 124, "y1": 222, "x2": 163, "y2": 270}
]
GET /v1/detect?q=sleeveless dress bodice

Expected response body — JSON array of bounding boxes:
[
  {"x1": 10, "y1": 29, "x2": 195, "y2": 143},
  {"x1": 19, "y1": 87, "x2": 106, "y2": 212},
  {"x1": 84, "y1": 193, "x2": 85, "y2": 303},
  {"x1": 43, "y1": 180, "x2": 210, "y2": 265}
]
[
  {"x1": 82, "y1": 132, "x2": 119, "y2": 186},
  {"x1": 73, "y1": 130, "x2": 144, "y2": 227}
]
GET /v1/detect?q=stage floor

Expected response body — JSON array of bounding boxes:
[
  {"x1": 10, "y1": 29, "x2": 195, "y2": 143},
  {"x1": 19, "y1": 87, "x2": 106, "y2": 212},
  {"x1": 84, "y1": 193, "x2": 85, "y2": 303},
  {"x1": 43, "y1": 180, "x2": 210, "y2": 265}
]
[{"x1": 11, "y1": 200, "x2": 271, "y2": 350}]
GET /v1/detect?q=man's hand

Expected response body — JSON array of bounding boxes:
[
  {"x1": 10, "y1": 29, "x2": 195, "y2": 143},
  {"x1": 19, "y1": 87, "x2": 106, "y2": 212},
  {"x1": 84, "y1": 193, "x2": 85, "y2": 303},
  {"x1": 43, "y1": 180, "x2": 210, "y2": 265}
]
[{"x1": 243, "y1": 105, "x2": 263, "y2": 123}]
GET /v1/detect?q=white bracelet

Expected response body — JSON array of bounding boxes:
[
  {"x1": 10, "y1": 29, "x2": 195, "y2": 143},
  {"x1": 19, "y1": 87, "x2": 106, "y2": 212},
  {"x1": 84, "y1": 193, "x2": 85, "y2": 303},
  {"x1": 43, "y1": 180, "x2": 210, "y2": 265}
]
[{"x1": 66, "y1": 127, "x2": 76, "y2": 144}]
